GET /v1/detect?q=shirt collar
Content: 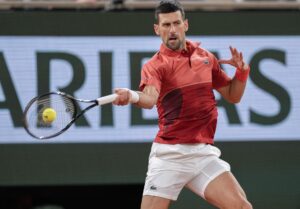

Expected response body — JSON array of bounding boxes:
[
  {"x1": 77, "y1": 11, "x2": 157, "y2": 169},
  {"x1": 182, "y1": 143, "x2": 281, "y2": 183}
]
[{"x1": 159, "y1": 40, "x2": 200, "y2": 57}]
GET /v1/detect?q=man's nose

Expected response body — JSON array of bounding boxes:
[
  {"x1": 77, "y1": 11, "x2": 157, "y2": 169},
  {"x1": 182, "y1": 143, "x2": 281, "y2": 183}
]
[{"x1": 170, "y1": 24, "x2": 176, "y2": 33}]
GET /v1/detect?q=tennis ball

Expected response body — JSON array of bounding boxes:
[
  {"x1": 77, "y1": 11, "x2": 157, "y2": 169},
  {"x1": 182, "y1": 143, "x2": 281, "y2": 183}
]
[{"x1": 42, "y1": 108, "x2": 57, "y2": 123}]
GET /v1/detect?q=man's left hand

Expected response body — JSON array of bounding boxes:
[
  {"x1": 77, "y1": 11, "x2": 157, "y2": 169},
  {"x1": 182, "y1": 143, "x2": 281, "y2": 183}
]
[{"x1": 218, "y1": 46, "x2": 249, "y2": 71}]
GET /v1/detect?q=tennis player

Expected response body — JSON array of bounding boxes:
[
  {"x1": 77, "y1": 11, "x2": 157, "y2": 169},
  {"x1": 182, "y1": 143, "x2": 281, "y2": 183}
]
[{"x1": 113, "y1": 0, "x2": 252, "y2": 208}]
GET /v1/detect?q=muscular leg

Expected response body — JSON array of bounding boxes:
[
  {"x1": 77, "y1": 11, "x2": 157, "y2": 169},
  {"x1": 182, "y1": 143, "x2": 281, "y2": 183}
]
[
  {"x1": 204, "y1": 171, "x2": 252, "y2": 209},
  {"x1": 141, "y1": 195, "x2": 171, "y2": 209}
]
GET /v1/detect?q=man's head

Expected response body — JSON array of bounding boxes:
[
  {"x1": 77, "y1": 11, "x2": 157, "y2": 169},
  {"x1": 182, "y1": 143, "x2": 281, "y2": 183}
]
[{"x1": 154, "y1": 0, "x2": 188, "y2": 51}]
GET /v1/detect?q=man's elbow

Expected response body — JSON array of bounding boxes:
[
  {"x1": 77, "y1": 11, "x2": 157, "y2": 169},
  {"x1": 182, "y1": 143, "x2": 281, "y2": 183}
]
[
  {"x1": 226, "y1": 96, "x2": 242, "y2": 104},
  {"x1": 144, "y1": 102, "x2": 156, "y2": 109},
  {"x1": 144, "y1": 105, "x2": 155, "y2": 109},
  {"x1": 138, "y1": 100, "x2": 156, "y2": 109}
]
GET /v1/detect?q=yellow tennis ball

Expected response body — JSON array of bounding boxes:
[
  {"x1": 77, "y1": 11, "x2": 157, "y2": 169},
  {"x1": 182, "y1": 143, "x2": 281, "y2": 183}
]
[{"x1": 42, "y1": 108, "x2": 57, "y2": 123}]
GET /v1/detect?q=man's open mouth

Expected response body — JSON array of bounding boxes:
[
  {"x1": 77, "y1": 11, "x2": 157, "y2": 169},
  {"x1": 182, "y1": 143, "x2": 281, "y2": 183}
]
[{"x1": 169, "y1": 36, "x2": 177, "y2": 40}]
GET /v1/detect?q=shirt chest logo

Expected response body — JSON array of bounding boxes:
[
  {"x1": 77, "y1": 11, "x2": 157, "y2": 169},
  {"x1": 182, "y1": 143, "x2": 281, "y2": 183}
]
[
  {"x1": 203, "y1": 59, "x2": 210, "y2": 65},
  {"x1": 190, "y1": 56, "x2": 210, "y2": 65},
  {"x1": 190, "y1": 57, "x2": 211, "y2": 72}
]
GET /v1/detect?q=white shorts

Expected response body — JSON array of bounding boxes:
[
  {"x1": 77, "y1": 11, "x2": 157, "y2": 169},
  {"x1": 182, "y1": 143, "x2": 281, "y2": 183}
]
[{"x1": 143, "y1": 142, "x2": 231, "y2": 201}]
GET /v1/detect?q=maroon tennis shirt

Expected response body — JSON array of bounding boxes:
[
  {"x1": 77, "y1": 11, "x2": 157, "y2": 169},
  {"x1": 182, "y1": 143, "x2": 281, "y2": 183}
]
[{"x1": 139, "y1": 40, "x2": 231, "y2": 144}]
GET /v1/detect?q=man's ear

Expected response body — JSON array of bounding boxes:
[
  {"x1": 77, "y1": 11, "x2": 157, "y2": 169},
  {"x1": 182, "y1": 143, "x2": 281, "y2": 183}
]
[
  {"x1": 154, "y1": 24, "x2": 160, "y2": 36},
  {"x1": 184, "y1": 19, "x2": 189, "y2": 32}
]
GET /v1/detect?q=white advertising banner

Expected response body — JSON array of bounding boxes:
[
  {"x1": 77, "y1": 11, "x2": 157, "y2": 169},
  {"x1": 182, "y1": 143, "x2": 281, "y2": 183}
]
[{"x1": 0, "y1": 36, "x2": 299, "y2": 143}]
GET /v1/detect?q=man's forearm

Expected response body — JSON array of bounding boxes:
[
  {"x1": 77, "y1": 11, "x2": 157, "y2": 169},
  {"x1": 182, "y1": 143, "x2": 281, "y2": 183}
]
[{"x1": 228, "y1": 66, "x2": 250, "y2": 103}]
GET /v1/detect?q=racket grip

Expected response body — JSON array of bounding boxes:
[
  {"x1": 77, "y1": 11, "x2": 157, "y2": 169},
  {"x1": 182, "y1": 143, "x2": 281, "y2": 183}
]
[{"x1": 97, "y1": 94, "x2": 118, "y2": 105}]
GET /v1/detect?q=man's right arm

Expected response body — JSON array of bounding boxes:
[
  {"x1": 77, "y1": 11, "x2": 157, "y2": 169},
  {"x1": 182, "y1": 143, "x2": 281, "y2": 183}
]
[
  {"x1": 136, "y1": 85, "x2": 159, "y2": 109},
  {"x1": 113, "y1": 85, "x2": 159, "y2": 109}
]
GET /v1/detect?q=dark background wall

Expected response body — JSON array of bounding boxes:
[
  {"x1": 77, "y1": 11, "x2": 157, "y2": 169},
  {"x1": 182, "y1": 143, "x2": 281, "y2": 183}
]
[
  {"x1": 1, "y1": 10, "x2": 300, "y2": 36},
  {"x1": 0, "y1": 10, "x2": 300, "y2": 209}
]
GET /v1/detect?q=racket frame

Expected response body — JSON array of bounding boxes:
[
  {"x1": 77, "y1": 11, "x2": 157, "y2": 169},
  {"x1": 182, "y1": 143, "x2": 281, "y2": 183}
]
[{"x1": 23, "y1": 91, "x2": 117, "y2": 140}]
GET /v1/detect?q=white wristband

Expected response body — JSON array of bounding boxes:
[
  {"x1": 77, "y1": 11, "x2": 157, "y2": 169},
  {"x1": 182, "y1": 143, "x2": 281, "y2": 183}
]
[
  {"x1": 119, "y1": 88, "x2": 139, "y2": 103},
  {"x1": 129, "y1": 90, "x2": 139, "y2": 103}
]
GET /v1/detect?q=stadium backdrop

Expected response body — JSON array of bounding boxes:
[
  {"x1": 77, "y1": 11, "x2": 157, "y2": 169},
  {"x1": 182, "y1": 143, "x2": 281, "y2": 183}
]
[{"x1": 0, "y1": 10, "x2": 300, "y2": 209}]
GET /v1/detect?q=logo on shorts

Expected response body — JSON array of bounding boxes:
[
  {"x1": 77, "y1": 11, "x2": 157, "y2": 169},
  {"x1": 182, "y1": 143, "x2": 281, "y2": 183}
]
[{"x1": 150, "y1": 185, "x2": 157, "y2": 190}]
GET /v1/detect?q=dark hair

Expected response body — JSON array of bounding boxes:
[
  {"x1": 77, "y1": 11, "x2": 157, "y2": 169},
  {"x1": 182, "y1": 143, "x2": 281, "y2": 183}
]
[{"x1": 155, "y1": 0, "x2": 185, "y2": 23}]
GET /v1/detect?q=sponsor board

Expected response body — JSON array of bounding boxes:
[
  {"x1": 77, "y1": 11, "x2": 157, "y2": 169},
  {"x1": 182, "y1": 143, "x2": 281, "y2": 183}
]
[{"x1": 0, "y1": 36, "x2": 299, "y2": 143}]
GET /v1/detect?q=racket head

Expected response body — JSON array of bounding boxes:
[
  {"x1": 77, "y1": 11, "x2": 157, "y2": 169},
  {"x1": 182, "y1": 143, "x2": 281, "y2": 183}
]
[{"x1": 23, "y1": 92, "x2": 77, "y2": 140}]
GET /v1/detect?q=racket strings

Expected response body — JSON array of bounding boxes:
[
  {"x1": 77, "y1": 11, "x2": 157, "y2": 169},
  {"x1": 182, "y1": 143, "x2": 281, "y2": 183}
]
[{"x1": 24, "y1": 94, "x2": 76, "y2": 139}]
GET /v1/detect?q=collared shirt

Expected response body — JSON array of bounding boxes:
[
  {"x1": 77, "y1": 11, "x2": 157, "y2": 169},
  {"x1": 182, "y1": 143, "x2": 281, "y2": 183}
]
[{"x1": 139, "y1": 40, "x2": 231, "y2": 144}]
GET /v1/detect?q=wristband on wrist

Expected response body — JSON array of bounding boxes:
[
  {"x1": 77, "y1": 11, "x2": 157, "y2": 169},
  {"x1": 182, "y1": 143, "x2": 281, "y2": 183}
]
[
  {"x1": 118, "y1": 88, "x2": 140, "y2": 103},
  {"x1": 128, "y1": 90, "x2": 139, "y2": 103},
  {"x1": 235, "y1": 66, "x2": 250, "y2": 82}
]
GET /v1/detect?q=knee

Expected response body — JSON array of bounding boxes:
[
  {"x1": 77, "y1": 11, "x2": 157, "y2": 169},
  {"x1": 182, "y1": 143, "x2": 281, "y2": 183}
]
[
  {"x1": 241, "y1": 199, "x2": 252, "y2": 209},
  {"x1": 234, "y1": 198, "x2": 253, "y2": 209}
]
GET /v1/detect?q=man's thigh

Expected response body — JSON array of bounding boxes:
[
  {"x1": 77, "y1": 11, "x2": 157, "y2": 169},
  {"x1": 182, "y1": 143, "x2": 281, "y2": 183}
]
[
  {"x1": 186, "y1": 157, "x2": 231, "y2": 198},
  {"x1": 204, "y1": 171, "x2": 249, "y2": 208}
]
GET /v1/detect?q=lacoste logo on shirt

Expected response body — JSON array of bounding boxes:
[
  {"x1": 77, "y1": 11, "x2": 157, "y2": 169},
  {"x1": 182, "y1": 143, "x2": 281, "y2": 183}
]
[
  {"x1": 150, "y1": 185, "x2": 157, "y2": 190},
  {"x1": 191, "y1": 57, "x2": 210, "y2": 64},
  {"x1": 204, "y1": 59, "x2": 210, "y2": 64}
]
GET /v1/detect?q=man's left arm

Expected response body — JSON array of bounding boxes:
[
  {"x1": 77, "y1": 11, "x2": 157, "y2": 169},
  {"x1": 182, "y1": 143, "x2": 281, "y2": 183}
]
[{"x1": 216, "y1": 46, "x2": 250, "y2": 104}]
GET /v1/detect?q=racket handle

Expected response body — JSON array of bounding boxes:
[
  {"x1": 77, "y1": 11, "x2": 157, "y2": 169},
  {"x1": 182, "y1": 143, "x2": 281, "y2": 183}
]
[{"x1": 97, "y1": 94, "x2": 118, "y2": 105}]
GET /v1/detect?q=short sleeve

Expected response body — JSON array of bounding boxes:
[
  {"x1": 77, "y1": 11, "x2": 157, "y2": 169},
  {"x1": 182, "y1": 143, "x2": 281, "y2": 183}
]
[
  {"x1": 139, "y1": 63, "x2": 162, "y2": 93},
  {"x1": 211, "y1": 55, "x2": 231, "y2": 89}
]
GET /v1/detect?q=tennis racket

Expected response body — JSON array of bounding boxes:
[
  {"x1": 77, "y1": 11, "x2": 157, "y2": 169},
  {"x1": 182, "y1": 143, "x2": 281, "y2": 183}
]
[{"x1": 23, "y1": 91, "x2": 117, "y2": 140}]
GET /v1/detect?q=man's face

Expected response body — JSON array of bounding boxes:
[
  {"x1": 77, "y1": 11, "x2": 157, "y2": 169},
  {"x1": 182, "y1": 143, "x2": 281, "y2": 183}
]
[{"x1": 154, "y1": 11, "x2": 188, "y2": 51}]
